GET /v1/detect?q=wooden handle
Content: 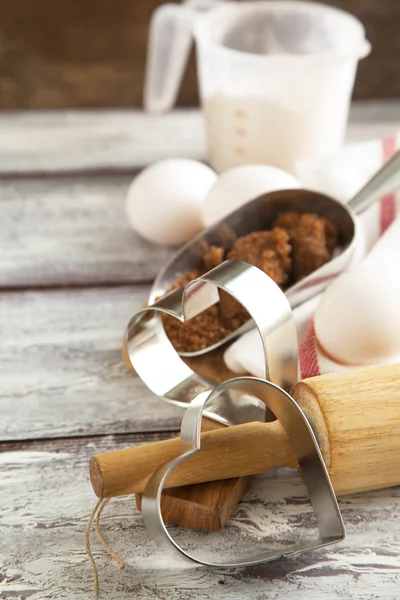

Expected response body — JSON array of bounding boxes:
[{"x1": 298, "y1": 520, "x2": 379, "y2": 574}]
[
  {"x1": 90, "y1": 419, "x2": 296, "y2": 497},
  {"x1": 135, "y1": 476, "x2": 252, "y2": 530},
  {"x1": 134, "y1": 417, "x2": 250, "y2": 530},
  {"x1": 94, "y1": 364, "x2": 400, "y2": 499}
]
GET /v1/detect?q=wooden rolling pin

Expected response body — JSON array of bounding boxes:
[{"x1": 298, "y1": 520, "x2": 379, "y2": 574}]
[{"x1": 93, "y1": 364, "x2": 400, "y2": 522}]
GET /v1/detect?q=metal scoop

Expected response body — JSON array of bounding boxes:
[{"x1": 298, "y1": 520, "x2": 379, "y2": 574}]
[{"x1": 150, "y1": 151, "x2": 400, "y2": 357}]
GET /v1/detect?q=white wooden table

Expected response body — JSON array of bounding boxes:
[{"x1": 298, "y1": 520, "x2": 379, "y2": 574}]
[{"x1": 1, "y1": 103, "x2": 400, "y2": 600}]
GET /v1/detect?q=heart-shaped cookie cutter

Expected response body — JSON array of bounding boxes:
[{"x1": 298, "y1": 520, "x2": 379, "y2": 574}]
[
  {"x1": 125, "y1": 259, "x2": 345, "y2": 565},
  {"x1": 125, "y1": 260, "x2": 298, "y2": 425},
  {"x1": 141, "y1": 377, "x2": 345, "y2": 567}
]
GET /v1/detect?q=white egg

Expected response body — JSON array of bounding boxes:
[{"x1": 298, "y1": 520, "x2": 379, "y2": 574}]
[
  {"x1": 315, "y1": 267, "x2": 400, "y2": 366},
  {"x1": 126, "y1": 159, "x2": 217, "y2": 246},
  {"x1": 201, "y1": 164, "x2": 300, "y2": 227}
]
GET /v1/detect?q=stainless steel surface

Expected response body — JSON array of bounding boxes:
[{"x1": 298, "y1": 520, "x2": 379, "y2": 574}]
[
  {"x1": 142, "y1": 377, "x2": 345, "y2": 567},
  {"x1": 151, "y1": 151, "x2": 400, "y2": 357},
  {"x1": 126, "y1": 260, "x2": 299, "y2": 425}
]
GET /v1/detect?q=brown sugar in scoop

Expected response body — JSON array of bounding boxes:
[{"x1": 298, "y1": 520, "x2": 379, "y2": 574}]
[
  {"x1": 162, "y1": 212, "x2": 337, "y2": 353},
  {"x1": 161, "y1": 247, "x2": 247, "y2": 353},
  {"x1": 273, "y1": 212, "x2": 337, "y2": 281},
  {"x1": 227, "y1": 227, "x2": 292, "y2": 286},
  {"x1": 220, "y1": 228, "x2": 292, "y2": 319},
  {"x1": 162, "y1": 230, "x2": 292, "y2": 351}
]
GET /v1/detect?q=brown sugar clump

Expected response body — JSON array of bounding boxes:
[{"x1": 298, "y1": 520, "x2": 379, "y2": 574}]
[
  {"x1": 273, "y1": 212, "x2": 337, "y2": 281},
  {"x1": 220, "y1": 228, "x2": 292, "y2": 319},
  {"x1": 202, "y1": 245, "x2": 224, "y2": 271},
  {"x1": 273, "y1": 211, "x2": 331, "y2": 244},
  {"x1": 160, "y1": 212, "x2": 338, "y2": 353},
  {"x1": 290, "y1": 237, "x2": 330, "y2": 282},
  {"x1": 219, "y1": 228, "x2": 292, "y2": 320},
  {"x1": 161, "y1": 252, "x2": 248, "y2": 353},
  {"x1": 166, "y1": 269, "x2": 202, "y2": 291},
  {"x1": 162, "y1": 303, "x2": 247, "y2": 353},
  {"x1": 227, "y1": 228, "x2": 292, "y2": 286},
  {"x1": 218, "y1": 290, "x2": 244, "y2": 320}
]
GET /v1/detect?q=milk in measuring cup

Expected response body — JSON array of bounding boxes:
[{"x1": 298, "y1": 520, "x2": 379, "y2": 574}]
[{"x1": 203, "y1": 91, "x2": 350, "y2": 175}]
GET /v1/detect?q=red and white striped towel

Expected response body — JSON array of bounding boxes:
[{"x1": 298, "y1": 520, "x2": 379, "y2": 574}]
[{"x1": 224, "y1": 136, "x2": 400, "y2": 379}]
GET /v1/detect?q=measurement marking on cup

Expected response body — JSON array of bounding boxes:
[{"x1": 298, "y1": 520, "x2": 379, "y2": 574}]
[
  {"x1": 235, "y1": 127, "x2": 247, "y2": 137},
  {"x1": 234, "y1": 147, "x2": 247, "y2": 156},
  {"x1": 234, "y1": 109, "x2": 247, "y2": 119}
]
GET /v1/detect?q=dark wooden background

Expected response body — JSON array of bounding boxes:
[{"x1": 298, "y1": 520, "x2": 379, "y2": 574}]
[{"x1": 0, "y1": 0, "x2": 399, "y2": 109}]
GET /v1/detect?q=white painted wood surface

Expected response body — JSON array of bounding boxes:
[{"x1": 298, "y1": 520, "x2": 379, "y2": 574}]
[
  {"x1": 0, "y1": 176, "x2": 174, "y2": 287},
  {"x1": 1, "y1": 436, "x2": 399, "y2": 600},
  {"x1": 1, "y1": 106, "x2": 400, "y2": 599},
  {"x1": 0, "y1": 110, "x2": 205, "y2": 174},
  {"x1": 0, "y1": 102, "x2": 399, "y2": 175},
  {"x1": 1, "y1": 102, "x2": 400, "y2": 289},
  {"x1": 0, "y1": 286, "x2": 182, "y2": 440}
]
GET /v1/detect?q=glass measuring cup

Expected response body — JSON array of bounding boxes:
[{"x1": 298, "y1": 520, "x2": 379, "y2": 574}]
[{"x1": 145, "y1": 1, "x2": 370, "y2": 174}]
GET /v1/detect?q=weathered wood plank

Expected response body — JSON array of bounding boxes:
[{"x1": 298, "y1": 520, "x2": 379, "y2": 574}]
[
  {"x1": 0, "y1": 175, "x2": 174, "y2": 287},
  {"x1": 0, "y1": 110, "x2": 205, "y2": 175},
  {"x1": 0, "y1": 435, "x2": 399, "y2": 599},
  {"x1": 0, "y1": 104, "x2": 399, "y2": 175},
  {"x1": 0, "y1": 286, "x2": 182, "y2": 441},
  {"x1": 1, "y1": 104, "x2": 399, "y2": 289}
]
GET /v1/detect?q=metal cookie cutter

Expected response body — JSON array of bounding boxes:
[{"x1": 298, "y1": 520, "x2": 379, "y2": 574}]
[
  {"x1": 125, "y1": 259, "x2": 345, "y2": 566},
  {"x1": 142, "y1": 377, "x2": 345, "y2": 567},
  {"x1": 125, "y1": 259, "x2": 299, "y2": 426}
]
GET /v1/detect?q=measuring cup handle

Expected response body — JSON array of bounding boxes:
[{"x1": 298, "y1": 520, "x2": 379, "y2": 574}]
[
  {"x1": 143, "y1": 3, "x2": 196, "y2": 114},
  {"x1": 348, "y1": 149, "x2": 400, "y2": 215},
  {"x1": 144, "y1": 0, "x2": 222, "y2": 113}
]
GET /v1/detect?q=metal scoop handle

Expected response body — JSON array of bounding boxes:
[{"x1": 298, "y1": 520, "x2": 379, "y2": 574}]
[{"x1": 348, "y1": 149, "x2": 400, "y2": 214}]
